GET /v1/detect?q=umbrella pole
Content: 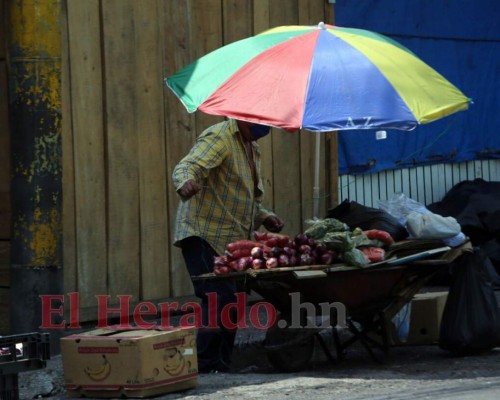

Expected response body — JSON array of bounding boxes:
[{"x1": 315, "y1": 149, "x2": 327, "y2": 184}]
[{"x1": 313, "y1": 132, "x2": 321, "y2": 218}]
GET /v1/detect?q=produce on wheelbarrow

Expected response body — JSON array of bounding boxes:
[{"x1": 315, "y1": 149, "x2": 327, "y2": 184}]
[
  {"x1": 307, "y1": 219, "x2": 394, "y2": 267},
  {"x1": 213, "y1": 232, "x2": 338, "y2": 275},
  {"x1": 212, "y1": 219, "x2": 395, "y2": 274}
]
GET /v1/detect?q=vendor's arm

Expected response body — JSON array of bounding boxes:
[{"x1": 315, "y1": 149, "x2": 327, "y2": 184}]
[
  {"x1": 263, "y1": 214, "x2": 284, "y2": 233},
  {"x1": 255, "y1": 202, "x2": 284, "y2": 233},
  {"x1": 177, "y1": 179, "x2": 201, "y2": 199},
  {"x1": 172, "y1": 131, "x2": 228, "y2": 199}
]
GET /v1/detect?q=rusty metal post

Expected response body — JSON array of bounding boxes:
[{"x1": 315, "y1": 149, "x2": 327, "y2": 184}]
[{"x1": 7, "y1": 0, "x2": 63, "y2": 336}]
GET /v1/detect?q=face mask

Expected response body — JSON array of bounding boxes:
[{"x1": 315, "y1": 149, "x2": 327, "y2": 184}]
[{"x1": 250, "y1": 123, "x2": 271, "y2": 140}]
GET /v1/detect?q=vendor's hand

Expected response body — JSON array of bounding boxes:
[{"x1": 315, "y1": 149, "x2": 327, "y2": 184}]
[
  {"x1": 178, "y1": 179, "x2": 201, "y2": 199},
  {"x1": 263, "y1": 215, "x2": 284, "y2": 233}
]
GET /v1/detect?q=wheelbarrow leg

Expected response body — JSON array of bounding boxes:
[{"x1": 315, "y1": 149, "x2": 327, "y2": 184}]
[
  {"x1": 346, "y1": 318, "x2": 389, "y2": 364},
  {"x1": 315, "y1": 332, "x2": 338, "y2": 365}
]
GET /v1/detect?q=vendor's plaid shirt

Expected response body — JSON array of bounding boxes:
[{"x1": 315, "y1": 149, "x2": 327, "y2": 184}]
[{"x1": 172, "y1": 119, "x2": 274, "y2": 255}]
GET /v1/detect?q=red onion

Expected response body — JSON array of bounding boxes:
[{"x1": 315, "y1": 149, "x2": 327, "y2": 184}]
[
  {"x1": 294, "y1": 233, "x2": 309, "y2": 247},
  {"x1": 319, "y1": 252, "x2": 334, "y2": 265},
  {"x1": 252, "y1": 259, "x2": 264, "y2": 270},
  {"x1": 299, "y1": 244, "x2": 312, "y2": 254},
  {"x1": 266, "y1": 257, "x2": 278, "y2": 269},
  {"x1": 251, "y1": 246, "x2": 264, "y2": 259},
  {"x1": 300, "y1": 253, "x2": 313, "y2": 266},
  {"x1": 278, "y1": 254, "x2": 290, "y2": 267},
  {"x1": 270, "y1": 247, "x2": 283, "y2": 258},
  {"x1": 289, "y1": 255, "x2": 299, "y2": 267},
  {"x1": 314, "y1": 243, "x2": 328, "y2": 256}
]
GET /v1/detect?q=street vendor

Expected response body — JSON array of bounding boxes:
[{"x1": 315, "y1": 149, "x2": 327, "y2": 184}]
[{"x1": 172, "y1": 118, "x2": 284, "y2": 373}]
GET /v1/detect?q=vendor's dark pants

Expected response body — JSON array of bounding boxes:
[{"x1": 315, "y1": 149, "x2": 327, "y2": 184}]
[{"x1": 180, "y1": 236, "x2": 237, "y2": 372}]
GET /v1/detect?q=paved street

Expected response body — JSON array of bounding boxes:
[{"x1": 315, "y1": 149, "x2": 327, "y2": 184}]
[{"x1": 19, "y1": 327, "x2": 500, "y2": 400}]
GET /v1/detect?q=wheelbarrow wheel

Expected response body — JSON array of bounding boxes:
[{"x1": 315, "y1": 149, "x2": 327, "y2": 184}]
[{"x1": 264, "y1": 328, "x2": 316, "y2": 372}]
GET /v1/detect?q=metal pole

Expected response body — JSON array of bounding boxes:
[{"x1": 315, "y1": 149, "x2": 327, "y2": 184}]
[
  {"x1": 313, "y1": 132, "x2": 322, "y2": 218},
  {"x1": 7, "y1": 0, "x2": 63, "y2": 337}
]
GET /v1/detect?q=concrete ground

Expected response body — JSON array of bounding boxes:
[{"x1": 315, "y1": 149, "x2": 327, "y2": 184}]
[
  {"x1": 13, "y1": 290, "x2": 500, "y2": 399},
  {"x1": 16, "y1": 311, "x2": 500, "y2": 400}
]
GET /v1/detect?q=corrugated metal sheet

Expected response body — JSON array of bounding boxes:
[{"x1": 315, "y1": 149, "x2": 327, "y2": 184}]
[{"x1": 338, "y1": 160, "x2": 500, "y2": 208}]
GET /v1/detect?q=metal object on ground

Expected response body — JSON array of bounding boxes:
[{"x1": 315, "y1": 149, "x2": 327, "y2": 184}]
[{"x1": 0, "y1": 332, "x2": 51, "y2": 400}]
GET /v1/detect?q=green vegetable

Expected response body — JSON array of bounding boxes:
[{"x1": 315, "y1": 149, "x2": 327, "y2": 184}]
[
  {"x1": 343, "y1": 248, "x2": 369, "y2": 268},
  {"x1": 351, "y1": 234, "x2": 385, "y2": 248},
  {"x1": 304, "y1": 218, "x2": 350, "y2": 240},
  {"x1": 317, "y1": 231, "x2": 354, "y2": 252},
  {"x1": 351, "y1": 227, "x2": 364, "y2": 237}
]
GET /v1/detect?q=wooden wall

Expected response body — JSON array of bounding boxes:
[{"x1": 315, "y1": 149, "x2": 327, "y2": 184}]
[
  {"x1": 62, "y1": 0, "x2": 335, "y2": 321},
  {"x1": 0, "y1": 0, "x2": 11, "y2": 333}
]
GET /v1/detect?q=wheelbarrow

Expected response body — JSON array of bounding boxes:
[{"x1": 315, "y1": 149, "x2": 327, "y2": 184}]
[{"x1": 194, "y1": 241, "x2": 472, "y2": 372}]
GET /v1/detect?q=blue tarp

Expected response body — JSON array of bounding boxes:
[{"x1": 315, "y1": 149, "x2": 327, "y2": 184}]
[{"x1": 334, "y1": 0, "x2": 500, "y2": 175}]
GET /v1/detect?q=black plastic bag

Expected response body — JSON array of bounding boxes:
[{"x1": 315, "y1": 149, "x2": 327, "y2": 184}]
[
  {"x1": 326, "y1": 199, "x2": 409, "y2": 242},
  {"x1": 439, "y1": 249, "x2": 500, "y2": 355}
]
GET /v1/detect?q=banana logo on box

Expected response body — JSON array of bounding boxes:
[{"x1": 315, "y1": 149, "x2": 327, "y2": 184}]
[
  {"x1": 163, "y1": 347, "x2": 185, "y2": 376},
  {"x1": 84, "y1": 354, "x2": 111, "y2": 381}
]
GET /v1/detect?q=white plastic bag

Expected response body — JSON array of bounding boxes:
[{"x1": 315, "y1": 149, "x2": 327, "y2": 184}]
[
  {"x1": 379, "y1": 193, "x2": 466, "y2": 246},
  {"x1": 406, "y1": 211, "x2": 461, "y2": 239},
  {"x1": 378, "y1": 193, "x2": 428, "y2": 226}
]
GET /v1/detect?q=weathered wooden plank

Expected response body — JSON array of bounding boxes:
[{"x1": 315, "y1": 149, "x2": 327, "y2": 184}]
[
  {"x1": 61, "y1": 0, "x2": 76, "y2": 294},
  {"x1": 0, "y1": 61, "x2": 10, "y2": 240},
  {"x1": 0, "y1": 0, "x2": 5, "y2": 60},
  {"x1": 0, "y1": 288, "x2": 9, "y2": 334},
  {"x1": 164, "y1": 0, "x2": 196, "y2": 297},
  {"x1": 0, "y1": 240, "x2": 9, "y2": 287},
  {"x1": 253, "y1": 0, "x2": 270, "y2": 34},
  {"x1": 298, "y1": 0, "x2": 325, "y2": 25},
  {"x1": 134, "y1": 1, "x2": 170, "y2": 300},
  {"x1": 190, "y1": 0, "x2": 223, "y2": 134},
  {"x1": 102, "y1": 0, "x2": 140, "y2": 298},
  {"x1": 223, "y1": 0, "x2": 252, "y2": 42},
  {"x1": 268, "y1": 0, "x2": 302, "y2": 236},
  {"x1": 252, "y1": 0, "x2": 274, "y2": 214},
  {"x1": 66, "y1": 0, "x2": 107, "y2": 306},
  {"x1": 271, "y1": 129, "x2": 302, "y2": 236}
]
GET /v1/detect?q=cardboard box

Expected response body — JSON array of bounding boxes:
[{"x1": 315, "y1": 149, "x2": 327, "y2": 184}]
[
  {"x1": 406, "y1": 291, "x2": 448, "y2": 345},
  {"x1": 61, "y1": 327, "x2": 198, "y2": 398}
]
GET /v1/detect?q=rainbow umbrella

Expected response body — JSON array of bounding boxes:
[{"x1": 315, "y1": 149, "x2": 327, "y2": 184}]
[
  {"x1": 166, "y1": 22, "x2": 470, "y2": 133},
  {"x1": 166, "y1": 22, "x2": 470, "y2": 217}
]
